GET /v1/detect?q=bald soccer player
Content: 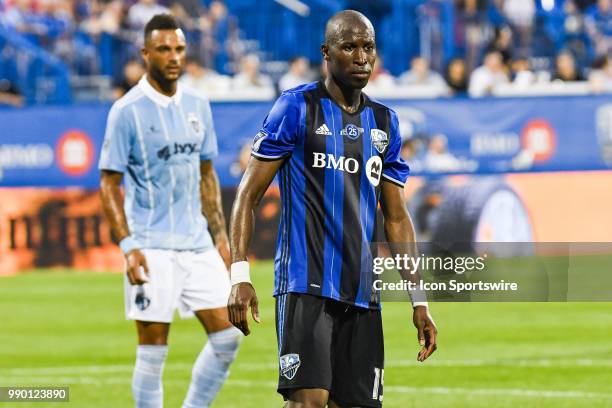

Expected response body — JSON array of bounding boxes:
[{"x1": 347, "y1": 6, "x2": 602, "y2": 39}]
[{"x1": 227, "y1": 10, "x2": 438, "y2": 408}]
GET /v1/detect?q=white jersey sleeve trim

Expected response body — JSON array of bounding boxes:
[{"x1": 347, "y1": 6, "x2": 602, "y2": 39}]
[{"x1": 382, "y1": 173, "x2": 407, "y2": 187}]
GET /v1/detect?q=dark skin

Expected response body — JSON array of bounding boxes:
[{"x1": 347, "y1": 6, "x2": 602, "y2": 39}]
[
  {"x1": 99, "y1": 28, "x2": 232, "y2": 345},
  {"x1": 228, "y1": 11, "x2": 437, "y2": 407},
  {"x1": 320, "y1": 12, "x2": 376, "y2": 113}
]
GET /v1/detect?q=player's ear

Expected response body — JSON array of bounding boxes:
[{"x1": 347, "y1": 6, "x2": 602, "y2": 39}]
[{"x1": 321, "y1": 44, "x2": 330, "y2": 61}]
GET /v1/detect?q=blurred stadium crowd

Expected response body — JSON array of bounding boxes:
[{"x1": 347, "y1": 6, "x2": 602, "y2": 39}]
[{"x1": 0, "y1": 0, "x2": 611, "y2": 106}]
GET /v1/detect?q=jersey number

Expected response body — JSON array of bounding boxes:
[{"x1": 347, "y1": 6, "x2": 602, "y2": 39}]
[{"x1": 372, "y1": 367, "x2": 384, "y2": 401}]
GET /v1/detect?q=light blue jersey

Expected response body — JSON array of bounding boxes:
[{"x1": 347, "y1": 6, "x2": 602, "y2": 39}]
[{"x1": 99, "y1": 76, "x2": 218, "y2": 251}]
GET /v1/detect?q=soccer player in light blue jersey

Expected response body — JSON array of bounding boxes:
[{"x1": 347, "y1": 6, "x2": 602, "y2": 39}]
[{"x1": 99, "y1": 14, "x2": 241, "y2": 408}]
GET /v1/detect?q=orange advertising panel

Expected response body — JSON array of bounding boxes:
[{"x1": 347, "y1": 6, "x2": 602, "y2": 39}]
[{"x1": 1, "y1": 171, "x2": 611, "y2": 275}]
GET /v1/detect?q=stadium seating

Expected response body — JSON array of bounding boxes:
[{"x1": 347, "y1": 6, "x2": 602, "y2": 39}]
[{"x1": 0, "y1": 0, "x2": 610, "y2": 105}]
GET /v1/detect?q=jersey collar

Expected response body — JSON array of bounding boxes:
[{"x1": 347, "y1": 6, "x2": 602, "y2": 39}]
[{"x1": 138, "y1": 75, "x2": 183, "y2": 108}]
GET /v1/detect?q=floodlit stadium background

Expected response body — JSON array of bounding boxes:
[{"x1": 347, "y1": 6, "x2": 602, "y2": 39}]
[{"x1": 1, "y1": 1, "x2": 612, "y2": 407}]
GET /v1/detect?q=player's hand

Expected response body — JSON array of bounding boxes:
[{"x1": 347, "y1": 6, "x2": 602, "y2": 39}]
[
  {"x1": 216, "y1": 238, "x2": 231, "y2": 270},
  {"x1": 125, "y1": 249, "x2": 149, "y2": 285},
  {"x1": 227, "y1": 282, "x2": 260, "y2": 336},
  {"x1": 413, "y1": 306, "x2": 437, "y2": 362}
]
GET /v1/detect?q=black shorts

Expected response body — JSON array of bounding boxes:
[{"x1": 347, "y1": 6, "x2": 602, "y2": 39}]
[{"x1": 275, "y1": 293, "x2": 384, "y2": 407}]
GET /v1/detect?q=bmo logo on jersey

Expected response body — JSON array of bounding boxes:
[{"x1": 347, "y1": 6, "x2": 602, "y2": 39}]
[
  {"x1": 311, "y1": 153, "x2": 383, "y2": 187},
  {"x1": 312, "y1": 152, "x2": 359, "y2": 173}
]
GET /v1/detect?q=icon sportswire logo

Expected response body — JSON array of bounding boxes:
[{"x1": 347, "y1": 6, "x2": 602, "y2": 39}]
[{"x1": 315, "y1": 124, "x2": 332, "y2": 136}]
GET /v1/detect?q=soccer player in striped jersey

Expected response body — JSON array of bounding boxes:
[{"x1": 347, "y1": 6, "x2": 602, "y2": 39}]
[
  {"x1": 99, "y1": 14, "x2": 241, "y2": 408},
  {"x1": 228, "y1": 10, "x2": 438, "y2": 408}
]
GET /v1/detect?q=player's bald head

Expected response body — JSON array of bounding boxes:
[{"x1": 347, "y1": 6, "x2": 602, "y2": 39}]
[{"x1": 324, "y1": 10, "x2": 375, "y2": 46}]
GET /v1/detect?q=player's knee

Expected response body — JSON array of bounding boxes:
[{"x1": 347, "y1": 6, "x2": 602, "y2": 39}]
[
  {"x1": 136, "y1": 321, "x2": 169, "y2": 345},
  {"x1": 208, "y1": 326, "x2": 242, "y2": 363},
  {"x1": 138, "y1": 336, "x2": 168, "y2": 346}
]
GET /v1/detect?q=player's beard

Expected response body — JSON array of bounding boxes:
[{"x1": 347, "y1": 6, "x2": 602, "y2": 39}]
[{"x1": 149, "y1": 64, "x2": 179, "y2": 93}]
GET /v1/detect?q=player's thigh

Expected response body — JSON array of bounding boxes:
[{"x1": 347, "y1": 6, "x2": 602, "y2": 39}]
[
  {"x1": 194, "y1": 307, "x2": 233, "y2": 334},
  {"x1": 179, "y1": 249, "x2": 231, "y2": 314},
  {"x1": 284, "y1": 388, "x2": 329, "y2": 408},
  {"x1": 330, "y1": 307, "x2": 384, "y2": 408},
  {"x1": 276, "y1": 293, "x2": 334, "y2": 396}
]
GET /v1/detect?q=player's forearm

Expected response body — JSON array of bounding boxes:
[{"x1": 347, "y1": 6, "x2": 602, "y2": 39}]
[
  {"x1": 100, "y1": 175, "x2": 130, "y2": 242},
  {"x1": 384, "y1": 214, "x2": 424, "y2": 294},
  {"x1": 384, "y1": 215, "x2": 419, "y2": 265},
  {"x1": 200, "y1": 162, "x2": 228, "y2": 244},
  {"x1": 228, "y1": 157, "x2": 284, "y2": 263},
  {"x1": 229, "y1": 186, "x2": 259, "y2": 263}
]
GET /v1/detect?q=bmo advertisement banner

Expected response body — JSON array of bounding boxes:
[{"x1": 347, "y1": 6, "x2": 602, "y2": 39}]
[
  {"x1": 387, "y1": 96, "x2": 612, "y2": 175},
  {"x1": 1, "y1": 95, "x2": 612, "y2": 188},
  {"x1": 0, "y1": 106, "x2": 101, "y2": 187}
]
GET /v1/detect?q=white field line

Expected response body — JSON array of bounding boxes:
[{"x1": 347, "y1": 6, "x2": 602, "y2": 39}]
[
  {"x1": 0, "y1": 377, "x2": 610, "y2": 400},
  {"x1": 4, "y1": 358, "x2": 612, "y2": 376}
]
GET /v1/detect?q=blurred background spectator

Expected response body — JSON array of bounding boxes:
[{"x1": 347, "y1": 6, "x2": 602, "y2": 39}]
[
  {"x1": 553, "y1": 50, "x2": 586, "y2": 81},
  {"x1": 278, "y1": 56, "x2": 310, "y2": 92},
  {"x1": 0, "y1": 77, "x2": 24, "y2": 107},
  {"x1": 469, "y1": 50, "x2": 509, "y2": 97},
  {"x1": 585, "y1": 0, "x2": 612, "y2": 56},
  {"x1": 502, "y1": 0, "x2": 536, "y2": 57},
  {"x1": 444, "y1": 57, "x2": 469, "y2": 95},
  {"x1": 364, "y1": 55, "x2": 396, "y2": 92},
  {"x1": 551, "y1": 0, "x2": 591, "y2": 67},
  {"x1": 113, "y1": 59, "x2": 144, "y2": 99},
  {"x1": 455, "y1": 0, "x2": 491, "y2": 72},
  {"x1": 424, "y1": 134, "x2": 462, "y2": 172},
  {"x1": 510, "y1": 57, "x2": 537, "y2": 88},
  {"x1": 127, "y1": 0, "x2": 169, "y2": 35},
  {"x1": 231, "y1": 53, "x2": 274, "y2": 95},
  {"x1": 589, "y1": 54, "x2": 612, "y2": 92},
  {"x1": 399, "y1": 56, "x2": 448, "y2": 94},
  {"x1": 485, "y1": 25, "x2": 514, "y2": 65},
  {"x1": 180, "y1": 56, "x2": 230, "y2": 96}
]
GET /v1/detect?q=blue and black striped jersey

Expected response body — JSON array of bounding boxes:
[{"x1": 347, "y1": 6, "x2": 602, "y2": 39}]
[{"x1": 252, "y1": 81, "x2": 410, "y2": 309}]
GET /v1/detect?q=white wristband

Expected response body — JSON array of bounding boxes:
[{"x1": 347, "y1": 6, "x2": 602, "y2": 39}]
[
  {"x1": 119, "y1": 236, "x2": 139, "y2": 254},
  {"x1": 230, "y1": 261, "x2": 251, "y2": 285},
  {"x1": 409, "y1": 287, "x2": 428, "y2": 309}
]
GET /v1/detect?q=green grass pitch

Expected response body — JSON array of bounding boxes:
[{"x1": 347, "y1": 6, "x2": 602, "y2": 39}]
[{"x1": 1, "y1": 262, "x2": 611, "y2": 407}]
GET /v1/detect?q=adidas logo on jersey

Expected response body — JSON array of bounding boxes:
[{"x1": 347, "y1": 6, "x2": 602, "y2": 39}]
[{"x1": 315, "y1": 124, "x2": 332, "y2": 136}]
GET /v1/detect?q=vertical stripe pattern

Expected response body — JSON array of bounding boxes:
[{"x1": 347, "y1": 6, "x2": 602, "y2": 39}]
[
  {"x1": 302, "y1": 89, "x2": 326, "y2": 294},
  {"x1": 321, "y1": 98, "x2": 345, "y2": 299},
  {"x1": 131, "y1": 105, "x2": 155, "y2": 247},
  {"x1": 276, "y1": 294, "x2": 287, "y2": 357},
  {"x1": 338, "y1": 108, "x2": 363, "y2": 302},
  {"x1": 355, "y1": 106, "x2": 379, "y2": 307},
  {"x1": 156, "y1": 104, "x2": 176, "y2": 246}
]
